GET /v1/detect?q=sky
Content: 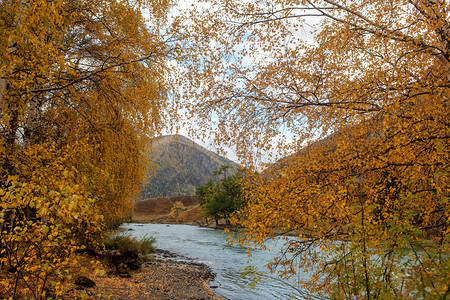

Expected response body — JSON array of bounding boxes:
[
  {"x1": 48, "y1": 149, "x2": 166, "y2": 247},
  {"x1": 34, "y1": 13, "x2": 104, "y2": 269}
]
[{"x1": 152, "y1": 0, "x2": 324, "y2": 166}]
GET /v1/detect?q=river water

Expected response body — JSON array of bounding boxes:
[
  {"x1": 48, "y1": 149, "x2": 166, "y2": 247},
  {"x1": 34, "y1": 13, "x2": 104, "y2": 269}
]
[{"x1": 119, "y1": 223, "x2": 313, "y2": 300}]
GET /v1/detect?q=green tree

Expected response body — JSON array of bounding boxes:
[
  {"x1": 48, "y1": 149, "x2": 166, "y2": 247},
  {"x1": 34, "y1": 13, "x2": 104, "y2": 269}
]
[
  {"x1": 196, "y1": 168, "x2": 245, "y2": 226},
  {"x1": 212, "y1": 164, "x2": 232, "y2": 179},
  {"x1": 196, "y1": 179, "x2": 217, "y2": 202},
  {"x1": 216, "y1": 174, "x2": 245, "y2": 225},
  {"x1": 196, "y1": 179, "x2": 220, "y2": 225}
]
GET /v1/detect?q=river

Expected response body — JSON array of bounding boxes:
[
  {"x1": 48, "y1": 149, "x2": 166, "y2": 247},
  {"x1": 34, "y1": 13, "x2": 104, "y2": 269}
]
[{"x1": 119, "y1": 223, "x2": 314, "y2": 300}]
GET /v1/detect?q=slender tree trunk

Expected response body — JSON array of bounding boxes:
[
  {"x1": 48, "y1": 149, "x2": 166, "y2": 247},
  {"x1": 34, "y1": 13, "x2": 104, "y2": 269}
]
[
  {"x1": 24, "y1": 96, "x2": 39, "y2": 146},
  {"x1": 3, "y1": 105, "x2": 19, "y2": 177},
  {"x1": 1, "y1": 41, "x2": 19, "y2": 180},
  {"x1": 0, "y1": 78, "x2": 6, "y2": 113},
  {"x1": 0, "y1": 43, "x2": 17, "y2": 113}
]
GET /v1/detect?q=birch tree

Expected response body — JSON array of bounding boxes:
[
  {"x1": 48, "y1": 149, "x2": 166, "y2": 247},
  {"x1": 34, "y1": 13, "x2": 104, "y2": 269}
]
[
  {"x1": 0, "y1": 0, "x2": 177, "y2": 297},
  {"x1": 182, "y1": 0, "x2": 450, "y2": 298}
]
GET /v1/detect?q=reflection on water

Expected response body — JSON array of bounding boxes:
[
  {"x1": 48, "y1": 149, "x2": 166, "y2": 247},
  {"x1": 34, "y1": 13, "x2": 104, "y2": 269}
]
[{"x1": 119, "y1": 223, "x2": 311, "y2": 300}]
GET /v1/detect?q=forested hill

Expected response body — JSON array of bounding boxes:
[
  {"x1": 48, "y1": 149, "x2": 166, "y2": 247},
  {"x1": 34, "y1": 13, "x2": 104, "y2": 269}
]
[{"x1": 139, "y1": 135, "x2": 239, "y2": 199}]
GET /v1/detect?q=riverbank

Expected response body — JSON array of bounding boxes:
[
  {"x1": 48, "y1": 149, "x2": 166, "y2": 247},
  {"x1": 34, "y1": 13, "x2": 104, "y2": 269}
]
[
  {"x1": 132, "y1": 197, "x2": 235, "y2": 229},
  {"x1": 63, "y1": 249, "x2": 224, "y2": 300},
  {"x1": 115, "y1": 223, "x2": 308, "y2": 300}
]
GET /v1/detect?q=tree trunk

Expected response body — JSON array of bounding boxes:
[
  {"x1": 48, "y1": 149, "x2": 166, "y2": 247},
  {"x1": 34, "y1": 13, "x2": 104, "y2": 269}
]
[
  {"x1": 2, "y1": 106, "x2": 19, "y2": 178},
  {"x1": 0, "y1": 78, "x2": 6, "y2": 113},
  {"x1": 24, "y1": 97, "x2": 39, "y2": 146}
]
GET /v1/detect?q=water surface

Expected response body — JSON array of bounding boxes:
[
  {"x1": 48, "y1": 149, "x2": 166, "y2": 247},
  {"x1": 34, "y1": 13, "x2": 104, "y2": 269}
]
[{"x1": 119, "y1": 223, "x2": 312, "y2": 299}]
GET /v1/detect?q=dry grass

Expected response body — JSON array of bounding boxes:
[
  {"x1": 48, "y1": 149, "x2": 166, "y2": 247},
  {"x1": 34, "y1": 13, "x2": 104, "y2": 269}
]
[
  {"x1": 133, "y1": 196, "x2": 205, "y2": 224},
  {"x1": 135, "y1": 195, "x2": 199, "y2": 214}
]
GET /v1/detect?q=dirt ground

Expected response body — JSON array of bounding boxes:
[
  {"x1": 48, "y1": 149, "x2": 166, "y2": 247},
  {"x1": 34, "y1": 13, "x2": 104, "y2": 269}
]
[
  {"x1": 61, "y1": 196, "x2": 224, "y2": 300},
  {"x1": 63, "y1": 250, "x2": 224, "y2": 300}
]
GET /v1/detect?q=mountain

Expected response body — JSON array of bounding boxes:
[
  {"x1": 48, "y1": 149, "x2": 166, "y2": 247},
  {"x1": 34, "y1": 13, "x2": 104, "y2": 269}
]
[{"x1": 139, "y1": 135, "x2": 239, "y2": 199}]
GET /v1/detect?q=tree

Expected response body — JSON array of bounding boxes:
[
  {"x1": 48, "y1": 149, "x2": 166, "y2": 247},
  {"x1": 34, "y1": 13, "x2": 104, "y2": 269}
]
[
  {"x1": 218, "y1": 173, "x2": 245, "y2": 225},
  {"x1": 212, "y1": 164, "x2": 232, "y2": 179},
  {"x1": 0, "y1": 0, "x2": 177, "y2": 298},
  {"x1": 196, "y1": 179, "x2": 217, "y2": 201},
  {"x1": 170, "y1": 201, "x2": 187, "y2": 223},
  {"x1": 0, "y1": 145, "x2": 104, "y2": 299},
  {"x1": 0, "y1": 0, "x2": 177, "y2": 223},
  {"x1": 196, "y1": 178, "x2": 219, "y2": 224},
  {"x1": 196, "y1": 167, "x2": 245, "y2": 226},
  {"x1": 181, "y1": 0, "x2": 449, "y2": 298}
]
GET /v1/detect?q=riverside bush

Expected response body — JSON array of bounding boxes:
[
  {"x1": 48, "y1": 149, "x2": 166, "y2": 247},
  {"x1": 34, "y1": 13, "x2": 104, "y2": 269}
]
[
  {"x1": 0, "y1": 146, "x2": 104, "y2": 299},
  {"x1": 105, "y1": 235, "x2": 156, "y2": 254}
]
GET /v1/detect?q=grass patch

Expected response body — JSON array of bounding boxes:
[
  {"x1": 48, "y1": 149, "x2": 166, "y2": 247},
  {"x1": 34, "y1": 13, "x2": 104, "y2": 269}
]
[{"x1": 104, "y1": 234, "x2": 156, "y2": 254}]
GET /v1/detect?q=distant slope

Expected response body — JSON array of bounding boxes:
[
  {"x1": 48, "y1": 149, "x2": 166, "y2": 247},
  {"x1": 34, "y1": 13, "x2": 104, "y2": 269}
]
[
  {"x1": 135, "y1": 195, "x2": 199, "y2": 215},
  {"x1": 139, "y1": 135, "x2": 239, "y2": 199},
  {"x1": 133, "y1": 195, "x2": 204, "y2": 224}
]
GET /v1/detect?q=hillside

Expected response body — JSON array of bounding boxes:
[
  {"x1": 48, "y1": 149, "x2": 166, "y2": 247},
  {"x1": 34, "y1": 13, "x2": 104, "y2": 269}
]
[
  {"x1": 139, "y1": 135, "x2": 239, "y2": 199},
  {"x1": 133, "y1": 195, "x2": 204, "y2": 224}
]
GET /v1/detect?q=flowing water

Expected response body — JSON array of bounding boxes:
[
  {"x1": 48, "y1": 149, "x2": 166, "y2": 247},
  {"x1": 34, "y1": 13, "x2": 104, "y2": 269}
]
[{"x1": 119, "y1": 223, "x2": 313, "y2": 300}]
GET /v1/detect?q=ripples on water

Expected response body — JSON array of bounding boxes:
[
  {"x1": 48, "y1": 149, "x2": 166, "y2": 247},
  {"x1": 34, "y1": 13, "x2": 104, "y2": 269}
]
[{"x1": 119, "y1": 223, "x2": 312, "y2": 300}]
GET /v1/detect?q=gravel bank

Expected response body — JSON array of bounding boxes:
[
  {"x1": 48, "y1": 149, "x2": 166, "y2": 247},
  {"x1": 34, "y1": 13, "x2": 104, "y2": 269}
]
[{"x1": 65, "y1": 249, "x2": 225, "y2": 300}]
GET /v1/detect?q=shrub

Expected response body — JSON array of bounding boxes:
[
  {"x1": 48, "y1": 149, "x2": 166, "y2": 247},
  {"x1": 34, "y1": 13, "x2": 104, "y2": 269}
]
[
  {"x1": 104, "y1": 234, "x2": 156, "y2": 254},
  {"x1": 0, "y1": 151, "x2": 104, "y2": 299},
  {"x1": 170, "y1": 201, "x2": 187, "y2": 223}
]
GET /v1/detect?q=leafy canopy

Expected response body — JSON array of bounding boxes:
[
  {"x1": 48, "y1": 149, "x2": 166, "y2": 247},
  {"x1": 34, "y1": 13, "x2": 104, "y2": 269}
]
[
  {"x1": 0, "y1": 0, "x2": 177, "y2": 298},
  {"x1": 196, "y1": 166, "x2": 245, "y2": 225},
  {"x1": 180, "y1": 0, "x2": 450, "y2": 299}
]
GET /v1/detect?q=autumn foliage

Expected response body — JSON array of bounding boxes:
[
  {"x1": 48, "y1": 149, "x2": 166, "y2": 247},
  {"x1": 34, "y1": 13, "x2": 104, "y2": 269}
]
[
  {"x1": 0, "y1": 144, "x2": 104, "y2": 299},
  {"x1": 1, "y1": 0, "x2": 449, "y2": 298},
  {"x1": 180, "y1": 0, "x2": 450, "y2": 298},
  {"x1": 0, "y1": 0, "x2": 175, "y2": 298}
]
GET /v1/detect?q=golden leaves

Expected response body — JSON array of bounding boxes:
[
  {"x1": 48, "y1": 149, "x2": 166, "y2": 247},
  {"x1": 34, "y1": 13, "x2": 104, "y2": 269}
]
[
  {"x1": 1, "y1": 0, "x2": 178, "y2": 220},
  {"x1": 0, "y1": 0, "x2": 178, "y2": 298},
  {"x1": 0, "y1": 144, "x2": 105, "y2": 299},
  {"x1": 177, "y1": 0, "x2": 450, "y2": 298}
]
